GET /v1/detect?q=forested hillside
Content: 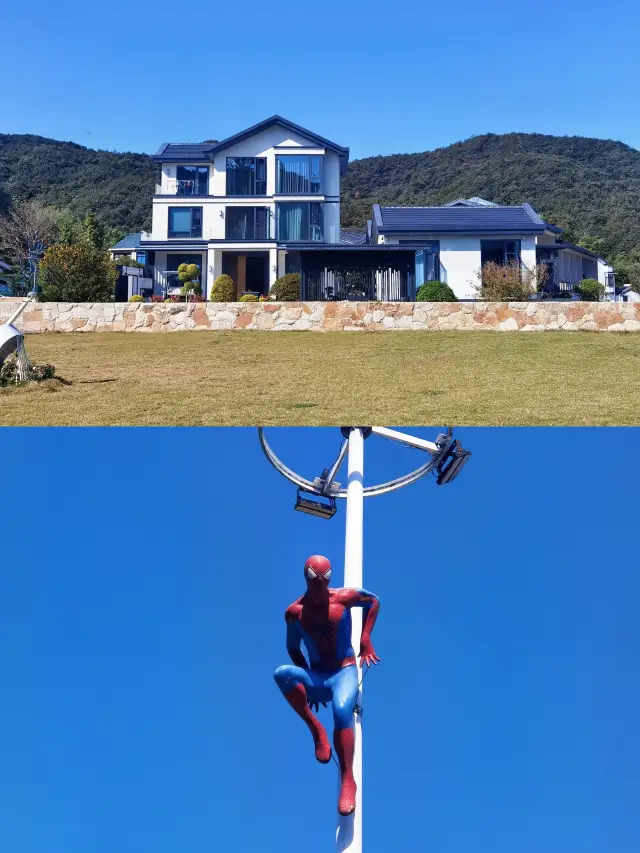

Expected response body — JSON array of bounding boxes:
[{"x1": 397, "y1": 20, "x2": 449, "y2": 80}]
[
  {"x1": 0, "y1": 134, "x2": 157, "y2": 235},
  {"x1": 341, "y1": 133, "x2": 640, "y2": 258},
  {"x1": 2, "y1": 130, "x2": 640, "y2": 262}
]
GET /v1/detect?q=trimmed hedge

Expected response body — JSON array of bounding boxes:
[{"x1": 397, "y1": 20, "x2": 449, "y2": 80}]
[
  {"x1": 269, "y1": 273, "x2": 300, "y2": 301},
  {"x1": 416, "y1": 281, "x2": 457, "y2": 302},
  {"x1": 240, "y1": 293, "x2": 259, "y2": 302},
  {"x1": 210, "y1": 274, "x2": 236, "y2": 302}
]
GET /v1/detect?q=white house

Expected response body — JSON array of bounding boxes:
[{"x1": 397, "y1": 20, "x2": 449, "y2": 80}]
[
  {"x1": 111, "y1": 117, "x2": 616, "y2": 301},
  {"x1": 117, "y1": 116, "x2": 347, "y2": 298},
  {"x1": 369, "y1": 199, "x2": 615, "y2": 300}
]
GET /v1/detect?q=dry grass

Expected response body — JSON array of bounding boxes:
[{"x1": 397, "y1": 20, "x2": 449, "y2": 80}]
[{"x1": 1, "y1": 330, "x2": 640, "y2": 426}]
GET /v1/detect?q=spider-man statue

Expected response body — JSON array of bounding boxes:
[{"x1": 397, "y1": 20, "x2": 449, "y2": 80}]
[{"x1": 274, "y1": 555, "x2": 380, "y2": 816}]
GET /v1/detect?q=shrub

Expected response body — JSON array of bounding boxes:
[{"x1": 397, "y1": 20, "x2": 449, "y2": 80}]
[
  {"x1": 128, "y1": 294, "x2": 144, "y2": 302},
  {"x1": 210, "y1": 274, "x2": 236, "y2": 302},
  {"x1": 178, "y1": 262, "x2": 202, "y2": 296},
  {"x1": 416, "y1": 281, "x2": 457, "y2": 302},
  {"x1": 0, "y1": 352, "x2": 56, "y2": 387},
  {"x1": 150, "y1": 295, "x2": 164, "y2": 302},
  {"x1": 258, "y1": 294, "x2": 269, "y2": 302},
  {"x1": 114, "y1": 256, "x2": 143, "y2": 268},
  {"x1": 574, "y1": 278, "x2": 605, "y2": 301},
  {"x1": 269, "y1": 273, "x2": 300, "y2": 301},
  {"x1": 474, "y1": 261, "x2": 548, "y2": 301},
  {"x1": 39, "y1": 244, "x2": 117, "y2": 302},
  {"x1": 240, "y1": 293, "x2": 259, "y2": 302},
  {"x1": 187, "y1": 294, "x2": 205, "y2": 302}
]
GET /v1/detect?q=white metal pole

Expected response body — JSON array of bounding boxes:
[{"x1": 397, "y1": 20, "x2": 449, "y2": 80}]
[{"x1": 336, "y1": 427, "x2": 364, "y2": 853}]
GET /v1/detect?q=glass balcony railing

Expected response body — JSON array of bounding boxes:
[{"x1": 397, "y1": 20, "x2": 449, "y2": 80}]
[{"x1": 155, "y1": 179, "x2": 209, "y2": 196}]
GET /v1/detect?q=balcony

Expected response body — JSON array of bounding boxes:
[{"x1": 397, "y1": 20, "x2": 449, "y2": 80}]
[{"x1": 155, "y1": 179, "x2": 209, "y2": 197}]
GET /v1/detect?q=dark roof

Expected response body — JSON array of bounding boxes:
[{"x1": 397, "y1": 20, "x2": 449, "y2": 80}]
[
  {"x1": 153, "y1": 116, "x2": 350, "y2": 172},
  {"x1": 339, "y1": 229, "x2": 368, "y2": 245},
  {"x1": 549, "y1": 241, "x2": 599, "y2": 259},
  {"x1": 374, "y1": 203, "x2": 552, "y2": 235},
  {"x1": 111, "y1": 233, "x2": 142, "y2": 250},
  {"x1": 152, "y1": 143, "x2": 213, "y2": 162}
]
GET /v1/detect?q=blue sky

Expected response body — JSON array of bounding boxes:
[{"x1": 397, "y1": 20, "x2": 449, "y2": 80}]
[
  {"x1": 1, "y1": 426, "x2": 639, "y2": 853},
  {"x1": 2, "y1": 0, "x2": 640, "y2": 159}
]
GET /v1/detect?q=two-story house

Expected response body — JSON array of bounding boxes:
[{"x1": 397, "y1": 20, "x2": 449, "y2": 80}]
[
  {"x1": 133, "y1": 116, "x2": 348, "y2": 298},
  {"x1": 111, "y1": 117, "x2": 616, "y2": 301}
]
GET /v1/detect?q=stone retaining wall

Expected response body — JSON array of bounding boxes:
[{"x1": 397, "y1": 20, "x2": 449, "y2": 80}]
[{"x1": 2, "y1": 301, "x2": 640, "y2": 332}]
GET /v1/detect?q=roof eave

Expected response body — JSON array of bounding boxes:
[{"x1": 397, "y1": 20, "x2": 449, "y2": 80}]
[{"x1": 205, "y1": 115, "x2": 349, "y2": 161}]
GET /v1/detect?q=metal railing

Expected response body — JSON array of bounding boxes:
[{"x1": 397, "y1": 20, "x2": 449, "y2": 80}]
[
  {"x1": 155, "y1": 179, "x2": 209, "y2": 196},
  {"x1": 304, "y1": 267, "x2": 415, "y2": 301}
]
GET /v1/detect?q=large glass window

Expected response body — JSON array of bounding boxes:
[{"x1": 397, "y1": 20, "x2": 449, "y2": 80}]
[
  {"x1": 277, "y1": 203, "x2": 324, "y2": 242},
  {"x1": 168, "y1": 207, "x2": 202, "y2": 238},
  {"x1": 276, "y1": 155, "x2": 322, "y2": 194},
  {"x1": 226, "y1": 158, "x2": 267, "y2": 195},
  {"x1": 481, "y1": 239, "x2": 521, "y2": 266},
  {"x1": 225, "y1": 207, "x2": 270, "y2": 240},
  {"x1": 404, "y1": 240, "x2": 440, "y2": 283},
  {"x1": 176, "y1": 166, "x2": 209, "y2": 196}
]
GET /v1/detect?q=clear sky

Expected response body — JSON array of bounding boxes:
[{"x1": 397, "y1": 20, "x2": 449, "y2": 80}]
[
  {"x1": 1, "y1": 426, "x2": 638, "y2": 853},
  {"x1": 2, "y1": 0, "x2": 640, "y2": 159}
]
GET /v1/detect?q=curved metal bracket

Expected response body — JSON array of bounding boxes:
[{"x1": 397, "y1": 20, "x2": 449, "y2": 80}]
[{"x1": 257, "y1": 427, "x2": 455, "y2": 498}]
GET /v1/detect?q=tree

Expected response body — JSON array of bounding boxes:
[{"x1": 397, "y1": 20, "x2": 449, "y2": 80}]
[
  {"x1": 0, "y1": 201, "x2": 58, "y2": 293},
  {"x1": 39, "y1": 243, "x2": 117, "y2": 302},
  {"x1": 613, "y1": 250, "x2": 640, "y2": 293},
  {"x1": 81, "y1": 211, "x2": 105, "y2": 250},
  {"x1": 178, "y1": 263, "x2": 202, "y2": 297}
]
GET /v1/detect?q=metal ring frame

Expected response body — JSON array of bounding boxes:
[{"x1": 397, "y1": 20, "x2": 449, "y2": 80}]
[{"x1": 257, "y1": 427, "x2": 453, "y2": 498}]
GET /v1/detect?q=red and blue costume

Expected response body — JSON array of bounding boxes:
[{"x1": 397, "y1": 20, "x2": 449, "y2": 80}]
[{"x1": 274, "y1": 555, "x2": 380, "y2": 816}]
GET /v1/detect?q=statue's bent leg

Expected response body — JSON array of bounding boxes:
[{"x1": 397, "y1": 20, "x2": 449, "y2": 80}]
[
  {"x1": 273, "y1": 665, "x2": 331, "y2": 764},
  {"x1": 330, "y1": 665, "x2": 359, "y2": 816}
]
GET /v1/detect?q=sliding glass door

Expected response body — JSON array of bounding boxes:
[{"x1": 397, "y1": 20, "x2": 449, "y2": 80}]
[{"x1": 225, "y1": 207, "x2": 270, "y2": 240}]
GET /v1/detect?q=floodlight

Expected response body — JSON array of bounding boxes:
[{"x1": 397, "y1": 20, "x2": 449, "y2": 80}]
[
  {"x1": 435, "y1": 439, "x2": 471, "y2": 485},
  {"x1": 294, "y1": 488, "x2": 337, "y2": 519}
]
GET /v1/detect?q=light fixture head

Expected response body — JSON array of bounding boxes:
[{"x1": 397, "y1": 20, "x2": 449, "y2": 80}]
[{"x1": 294, "y1": 489, "x2": 337, "y2": 519}]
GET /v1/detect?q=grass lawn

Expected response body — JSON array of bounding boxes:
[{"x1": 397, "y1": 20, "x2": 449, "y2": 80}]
[{"x1": 1, "y1": 330, "x2": 639, "y2": 426}]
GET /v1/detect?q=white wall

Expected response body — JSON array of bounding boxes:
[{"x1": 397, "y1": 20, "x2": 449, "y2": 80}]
[
  {"x1": 153, "y1": 125, "x2": 342, "y2": 245},
  {"x1": 438, "y1": 237, "x2": 483, "y2": 299}
]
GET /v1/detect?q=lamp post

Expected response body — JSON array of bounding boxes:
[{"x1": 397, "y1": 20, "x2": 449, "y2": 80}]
[{"x1": 258, "y1": 426, "x2": 471, "y2": 853}]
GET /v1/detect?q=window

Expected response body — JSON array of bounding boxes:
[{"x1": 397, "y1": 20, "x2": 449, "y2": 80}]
[
  {"x1": 226, "y1": 158, "x2": 267, "y2": 195},
  {"x1": 276, "y1": 155, "x2": 322, "y2": 194},
  {"x1": 176, "y1": 166, "x2": 209, "y2": 196},
  {"x1": 277, "y1": 203, "x2": 324, "y2": 242},
  {"x1": 481, "y1": 239, "x2": 521, "y2": 266},
  {"x1": 225, "y1": 207, "x2": 270, "y2": 240},
  {"x1": 168, "y1": 207, "x2": 202, "y2": 238},
  {"x1": 405, "y1": 241, "x2": 440, "y2": 283}
]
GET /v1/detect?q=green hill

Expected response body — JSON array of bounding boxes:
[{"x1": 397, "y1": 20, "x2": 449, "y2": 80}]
[
  {"x1": 2, "y1": 130, "x2": 640, "y2": 259},
  {"x1": 0, "y1": 134, "x2": 156, "y2": 234},
  {"x1": 341, "y1": 132, "x2": 640, "y2": 258}
]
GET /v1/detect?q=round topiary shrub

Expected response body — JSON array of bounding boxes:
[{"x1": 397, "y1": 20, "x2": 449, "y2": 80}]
[
  {"x1": 128, "y1": 294, "x2": 144, "y2": 302},
  {"x1": 210, "y1": 274, "x2": 236, "y2": 302},
  {"x1": 269, "y1": 273, "x2": 301, "y2": 301},
  {"x1": 416, "y1": 281, "x2": 457, "y2": 302},
  {"x1": 575, "y1": 278, "x2": 605, "y2": 302},
  {"x1": 240, "y1": 293, "x2": 259, "y2": 302}
]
